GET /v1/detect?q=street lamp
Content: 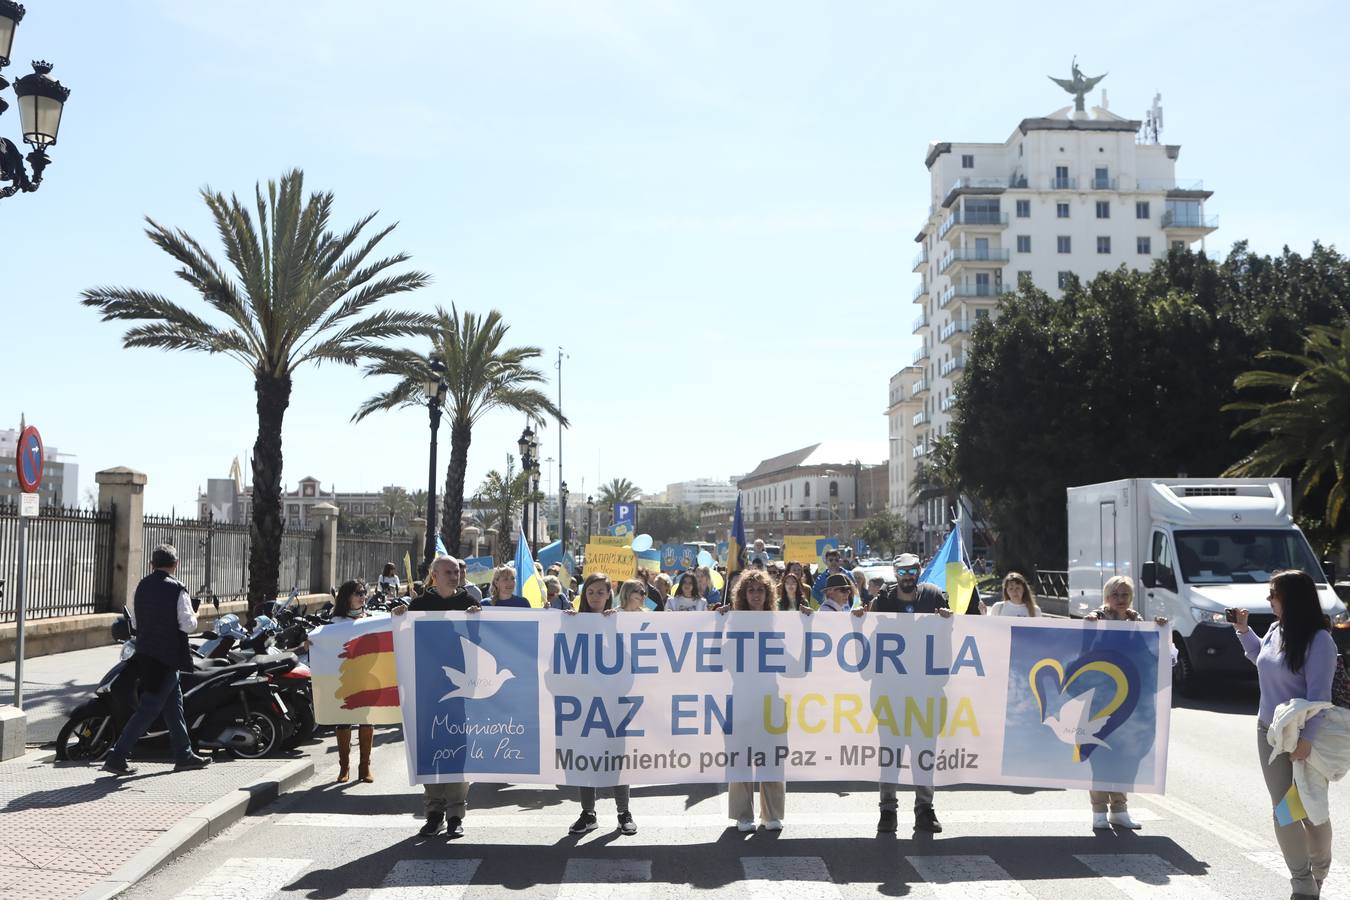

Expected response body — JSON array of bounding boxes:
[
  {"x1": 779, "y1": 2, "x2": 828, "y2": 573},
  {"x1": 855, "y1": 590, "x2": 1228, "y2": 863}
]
[
  {"x1": 586, "y1": 495, "x2": 594, "y2": 543},
  {"x1": 559, "y1": 480, "x2": 569, "y2": 553},
  {"x1": 518, "y1": 424, "x2": 541, "y2": 555},
  {"x1": 420, "y1": 356, "x2": 447, "y2": 574},
  {"x1": 0, "y1": 1, "x2": 72, "y2": 201}
]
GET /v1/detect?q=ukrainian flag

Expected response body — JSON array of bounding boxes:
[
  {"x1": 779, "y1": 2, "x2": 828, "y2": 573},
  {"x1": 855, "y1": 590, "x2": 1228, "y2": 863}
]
[
  {"x1": 919, "y1": 527, "x2": 979, "y2": 613},
  {"x1": 1275, "y1": 780, "x2": 1308, "y2": 826},
  {"x1": 513, "y1": 529, "x2": 546, "y2": 608},
  {"x1": 727, "y1": 493, "x2": 747, "y2": 575}
]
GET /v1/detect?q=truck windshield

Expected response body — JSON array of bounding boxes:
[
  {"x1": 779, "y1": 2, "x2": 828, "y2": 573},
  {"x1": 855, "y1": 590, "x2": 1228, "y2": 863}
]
[{"x1": 1174, "y1": 529, "x2": 1324, "y2": 585}]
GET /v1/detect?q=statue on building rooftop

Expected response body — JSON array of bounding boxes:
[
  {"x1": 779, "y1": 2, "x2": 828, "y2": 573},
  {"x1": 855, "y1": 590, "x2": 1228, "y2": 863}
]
[{"x1": 1049, "y1": 56, "x2": 1107, "y2": 113}]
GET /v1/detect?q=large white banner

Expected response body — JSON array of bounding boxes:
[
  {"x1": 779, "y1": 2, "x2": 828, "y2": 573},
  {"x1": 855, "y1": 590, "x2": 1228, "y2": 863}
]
[{"x1": 392, "y1": 611, "x2": 1170, "y2": 792}]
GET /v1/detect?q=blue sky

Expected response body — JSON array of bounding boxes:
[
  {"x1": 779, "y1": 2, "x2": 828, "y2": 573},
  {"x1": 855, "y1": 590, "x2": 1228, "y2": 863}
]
[{"x1": 3, "y1": 0, "x2": 1347, "y2": 515}]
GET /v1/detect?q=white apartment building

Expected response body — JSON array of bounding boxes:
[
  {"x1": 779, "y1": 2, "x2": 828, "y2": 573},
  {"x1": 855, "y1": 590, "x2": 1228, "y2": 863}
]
[
  {"x1": 888, "y1": 92, "x2": 1217, "y2": 551},
  {"x1": 666, "y1": 477, "x2": 739, "y2": 508}
]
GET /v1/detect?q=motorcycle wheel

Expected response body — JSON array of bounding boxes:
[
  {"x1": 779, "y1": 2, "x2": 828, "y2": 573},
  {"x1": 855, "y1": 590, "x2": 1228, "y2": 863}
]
[
  {"x1": 55, "y1": 702, "x2": 118, "y2": 761},
  {"x1": 282, "y1": 699, "x2": 316, "y2": 749},
  {"x1": 230, "y1": 709, "x2": 283, "y2": 759}
]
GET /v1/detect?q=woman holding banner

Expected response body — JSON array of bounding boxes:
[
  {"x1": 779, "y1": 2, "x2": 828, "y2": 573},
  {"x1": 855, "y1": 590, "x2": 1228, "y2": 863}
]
[
  {"x1": 486, "y1": 566, "x2": 531, "y2": 608},
  {"x1": 330, "y1": 580, "x2": 376, "y2": 784},
  {"x1": 619, "y1": 579, "x2": 650, "y2": 612},
  {"x1": 563, "y1": 573, "x2": 638, "y2": 835}
]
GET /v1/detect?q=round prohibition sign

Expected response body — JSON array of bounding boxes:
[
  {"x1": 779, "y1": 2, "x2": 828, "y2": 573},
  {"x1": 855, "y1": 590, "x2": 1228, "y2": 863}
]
[{"x1": 16, "y1": 425, "x2": 44, "y2": 493}]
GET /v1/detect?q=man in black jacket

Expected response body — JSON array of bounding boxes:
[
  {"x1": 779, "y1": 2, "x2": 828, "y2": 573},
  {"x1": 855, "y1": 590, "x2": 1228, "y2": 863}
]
[
  {"x1": 393, "y1": 555, "x2": 481, "y2": 838},
  {"x1": 859, "y1": 553, "x2": 952, "y2": 834},
  {"x1": 102, "y1": 545, "x2": 212, "y2": 775}
]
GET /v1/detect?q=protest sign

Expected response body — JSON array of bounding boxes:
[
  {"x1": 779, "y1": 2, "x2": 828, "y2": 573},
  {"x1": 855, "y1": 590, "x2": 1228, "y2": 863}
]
[
  {"x1": 784, "y1": 535, "x2": 825, "y2": 565},
  {"x1": 309, "y1": 614, "x2": 401, "y2": 726},
  {"x1": 636, "y1": 548, "x2": 661, "y2": 574},
  {"x1": 392, "y1": 612, "x2": 1170, "y2": 792},
  {"x1": 582, "y1": 544, "x2": 636, "y2": 581},
  {"x1": 589, "y1": 536, "x2": 626, "y2": 547},
  {"x1": 463, "y1": 555, "x2": 495, "y2": 587}
]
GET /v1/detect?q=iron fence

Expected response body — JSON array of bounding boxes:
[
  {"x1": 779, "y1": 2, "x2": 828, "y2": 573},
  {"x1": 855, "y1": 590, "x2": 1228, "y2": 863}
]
[
  {"x1": 336, "y1": 535, "x2": 415, "y2": 586},
  {"x1": 280, "y1": 525, "x2": 320, "y2": 596},
  {"x1": 143, "y1": 514, "x2": 320, "y2": 601},
  {"x1": 1034, "y1": 569, "x2": 1070, "y2": 617},
  {"x1": 0, "y1": 502, "x2": 115, "y2": 622}
]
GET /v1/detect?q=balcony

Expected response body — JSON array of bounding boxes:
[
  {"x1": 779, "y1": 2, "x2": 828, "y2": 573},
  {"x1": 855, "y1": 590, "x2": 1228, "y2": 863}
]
[
  {"x1": 942, "y1": 284, "x2": 1008, "y2": 308},
  {"x1": 941, "y1": 176, "x2": 1012, "y2": 208},
  {"x1": 938, "y1": 247, "x2": 1010, "y2": 274},
  {"x1": 1136, "y1": 178, "x2": 1207, "y2": 194},
  {"x1": 938, "y1": 210, "x2": 1009, "y2": 240},
  {"x1": 1162, "y1": 211, "x2": 1220, "y2": 231},
  {"x1": 910, "y1": 378, "x2": 929, "y2": 397},
  {"x1": 939, "y1": 319, "x2": 972, "y2": 342},
  {"x1": 1049, "y1": 176, "x2": 1078, "y2": 190},
  {"x1": 912, "y1": 443, "x2": 927, "y2": 459},
  {"x1": 913, "y1": 282, "x2": 929, "y2": 301},
  {"x1": 940, "y1": 355, "x2": 967, "y2": 377},
  {"x1": 1089, "y1": 176, "x2": 1119, "y2": 190},
  {"x1": 912, "y1": 410, "x2": 930, "y2": 427},
  {"x1": 912, "y1": 344, "x2": 929, "y2": 364},
  {"x1": 912, "y1": 311, "x2": 929, "y2": 333},
  {"x1": 912, "y1": 248, "x2": 929, "y2": 272},
  {"x1": 940, "y1": 394, "x2": 958, "y2": 413}
]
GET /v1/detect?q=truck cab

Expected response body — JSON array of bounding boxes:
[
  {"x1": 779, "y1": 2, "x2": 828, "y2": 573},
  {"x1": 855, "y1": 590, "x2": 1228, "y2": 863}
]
[{"x1": 1068, "y1": 478, "x2": 1347, "y2": 695}]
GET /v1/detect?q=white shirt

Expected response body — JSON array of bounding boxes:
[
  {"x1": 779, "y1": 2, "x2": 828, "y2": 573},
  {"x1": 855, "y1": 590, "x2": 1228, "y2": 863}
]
[
  {"x1": 988, "y1": 600, "x2": 1030, "y2": 617},
  {"x1": 378, "y1": 575, "x2": 400, "y2": 590},
  {"x1": 666, "y1": 595, "x2": 708, "y2": 612},
  {"x1": 819, "y1": 596, "x2": 850, "y2": 612},
  {"x1": 463, "y1": 583, "x2": 483, "y2": 602}
]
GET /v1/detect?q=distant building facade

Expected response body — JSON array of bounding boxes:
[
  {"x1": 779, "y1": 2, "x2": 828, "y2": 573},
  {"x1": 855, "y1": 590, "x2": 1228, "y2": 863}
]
[
  {"x1": 737, "y1": 441, "x2": 889, "y2": 541},
  {"x1": 0, "y1": 427, "x2": 78, "y2": 507},
  {"x1": 196, "y1": 460, "x2": 414, "y2": 530},
  {"x1": 666, "y1": 477, "x2": 739, "y2": 508}
]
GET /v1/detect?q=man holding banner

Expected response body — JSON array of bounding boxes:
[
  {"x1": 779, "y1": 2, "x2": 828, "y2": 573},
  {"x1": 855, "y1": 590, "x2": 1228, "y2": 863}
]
[{"x1": 393, "y1": 555, "x2": 481, "y2": 838}]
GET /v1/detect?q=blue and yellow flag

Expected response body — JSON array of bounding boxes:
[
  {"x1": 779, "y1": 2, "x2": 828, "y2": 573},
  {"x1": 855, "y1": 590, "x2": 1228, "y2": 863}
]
[
  {"x1": 919, "y1": 527, "x2": 979, "y2": 613},
  {"x1": 1275, "y1": 780, "x2": 1308, "y2": 826},
  {"x1": 513, "y1": 530, "x2": 546, "y2": 608},
  {"x1": 727, "y1": 493, "x2": 747, "y2": 575}
]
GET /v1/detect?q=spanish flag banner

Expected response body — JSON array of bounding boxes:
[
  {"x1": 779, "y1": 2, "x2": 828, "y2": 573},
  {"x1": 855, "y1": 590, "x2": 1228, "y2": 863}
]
[{"x1": 309, "y1": 614, "x2": 402, "y2": 725}]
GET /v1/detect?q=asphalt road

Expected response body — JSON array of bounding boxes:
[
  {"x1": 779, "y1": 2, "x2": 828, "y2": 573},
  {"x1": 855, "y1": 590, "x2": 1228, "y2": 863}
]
[{"x1": 120, "y1": 678, "x2": 1350, "y2": 899}]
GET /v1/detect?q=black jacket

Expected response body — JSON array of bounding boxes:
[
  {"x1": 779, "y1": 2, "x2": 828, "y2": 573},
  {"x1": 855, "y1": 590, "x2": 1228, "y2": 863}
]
[
  {"x1": 871, "y1": 583, "x2": 947, "y2": 614},
  {"x1": 133, "y1": 570, "x2": 193, "y2": 672},
  {"x1": 408, "y1": 587, "x2": 475, "y2": 612}
]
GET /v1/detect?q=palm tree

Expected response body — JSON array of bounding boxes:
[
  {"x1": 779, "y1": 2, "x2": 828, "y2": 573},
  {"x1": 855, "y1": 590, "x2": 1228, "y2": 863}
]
[
  {"x1": 82, "y1": 170, "x2": 431, "y2": 606},
  {"x1": 380, "y1": 486, "x2": 414, "y2": 534},
  {"x1": 354, "y1": 305, "x2": 565, "y2": 555},
  {"x1": 1224, "y1": 323, "x2": 1350, "y2": 532},
  {"x1": 597, "y1": 477, "x2": 641, "y2": 528},
  {"x1": 477, "y1": 465, "x2": 532, "y2": 563}
]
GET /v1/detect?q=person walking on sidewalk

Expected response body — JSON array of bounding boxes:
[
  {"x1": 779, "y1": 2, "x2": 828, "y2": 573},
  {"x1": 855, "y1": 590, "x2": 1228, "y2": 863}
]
[
  {"x1": 393, "y1": 555, "x2": 481, "y2": 838},
  {"x1": 102, "y1": 545, "x2": 212, "y2": 776},
  {"x1": 331, "y1": 579, "x2": 376, "y2": 784}
]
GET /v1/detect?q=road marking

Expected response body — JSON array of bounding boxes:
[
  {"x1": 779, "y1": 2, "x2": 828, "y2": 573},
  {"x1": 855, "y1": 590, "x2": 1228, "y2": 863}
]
[
  {"x1": 1075, "y1": 854, "x2": 1227, "y2": 899},
  {"x1": 1245, "y1": 850, "x2": 1350, "y2": 886},
  {"x1": 557, "y1": 859, "x2": 653, "y2": 900},
  {"x1": 742, "y1": 856, "x2": 841, "y2": 900},
  {"x1": 173, "y1": 857, "x2": 311, "y2": 899},
  {"x1": 273, "y1": 807, "x2": 1157, "y2": 831},
  {"x1": 906, "y1": 855, "x2": 1035, "y2": 899},
  {"x1": 1143, "y1": 793, "x2": 1265, "y2": 850},
  {"x1": 370, "y1": 859, "x2": 481, "y2": 899}
]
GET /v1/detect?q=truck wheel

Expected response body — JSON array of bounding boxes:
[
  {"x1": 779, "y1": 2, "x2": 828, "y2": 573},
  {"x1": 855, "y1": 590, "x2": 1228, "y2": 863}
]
[{"x1": 1173, "y1": 637, "x2": 1199, "y2": 698}]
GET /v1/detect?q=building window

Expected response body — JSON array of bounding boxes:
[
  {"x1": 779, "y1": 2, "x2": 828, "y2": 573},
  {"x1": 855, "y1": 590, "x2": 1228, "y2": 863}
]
[
  {"x1": 1057, "y1": 236, "x2": 1071, "y2": 254},
  {"x1": 1095, "y1": 201, "x2": 1110, "y2": 219},
  {"x1": 1136, "y1": 201, "x2": 1150, "y2": 219},
  {"x1": 1097, "y1": 236, "x2": 1111, "y2": 254},
  {"x1": 1056, "y1": 202, "x2": 1070, "y2": 219},
  {"x1": 1137, "y1": 236, "x2": 1152, "y2": 254},
  {"x1": 829, "y1": 481, "x2": 839, "y2": 498},
  {"x1": 961, "y1": 154, "x2": 974, "y2": 169},
  {"x1": 1057, "y1": 271, "x2": 1072, "y2": 289},
  {"x1": 1016, "y1": 235, "x2": 1031, "y2": 253},
  {"x1": 1016, "y1": 199, "x2": 1030, "y2": 218},
  {"x1": 803, "y1": 481, "x2": 810, "y2": 498},
  {"x1": 1093, "y1": 167, "x2": 1110, "y2": 189},
  {"x1": 1172, "y1": 240, "x2": 1185, "y2": 251},
  {"x1": 1053, "y1": 165, "x2": 1070, "y2": 189},
  {"x1": 1017, "y1": 270, "x2": 1032, "y2": 287},
  {"x1": 975, "y1": 308, "x2": 990, "y2": 320}
]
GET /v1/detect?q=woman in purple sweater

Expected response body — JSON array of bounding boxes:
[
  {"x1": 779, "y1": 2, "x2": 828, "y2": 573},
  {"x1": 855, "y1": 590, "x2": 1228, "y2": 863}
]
[{"x1": 1235, "y1": 569, "x2": 1336, "y2": 900}]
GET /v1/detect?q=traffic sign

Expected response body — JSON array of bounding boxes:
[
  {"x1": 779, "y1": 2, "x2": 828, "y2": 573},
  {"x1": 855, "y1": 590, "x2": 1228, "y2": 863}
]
[{"x1": 15, "y1": 425, "x2": 43, "y2": 493}]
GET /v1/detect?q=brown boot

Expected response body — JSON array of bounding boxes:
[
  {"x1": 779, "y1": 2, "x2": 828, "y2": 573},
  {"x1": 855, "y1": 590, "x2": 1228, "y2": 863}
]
[
  {"x1": 358, "y1": 726, "x2": 374, "y2": 783},
  {"x1": 335, "y1": 727, "x2": 352, "y2": 783}
]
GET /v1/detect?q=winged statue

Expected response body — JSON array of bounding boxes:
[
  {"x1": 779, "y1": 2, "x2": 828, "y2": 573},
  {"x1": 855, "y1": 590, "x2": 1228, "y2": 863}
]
[{"x1": 1048, "y1": 57, "x2": 1107, "y2": 112}]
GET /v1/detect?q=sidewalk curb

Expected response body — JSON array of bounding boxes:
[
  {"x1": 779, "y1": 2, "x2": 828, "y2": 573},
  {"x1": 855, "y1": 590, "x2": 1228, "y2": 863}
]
[{"x1": 74, "y1": 757, "x2": 314, "y2": 900}]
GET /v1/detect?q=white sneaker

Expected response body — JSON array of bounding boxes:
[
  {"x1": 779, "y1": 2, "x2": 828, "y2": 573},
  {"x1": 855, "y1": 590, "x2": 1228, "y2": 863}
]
[
  {"x1": 762, "y1": 819, "x2": 783, "y2": 831},
  {"x1": 1108, "y1": 810, "x2": 1141, "y2": 830},
  {"x1": 736, "y1": 819, "x2": 756, "y2": 832},
  {"x1": 1092, "y1": 812, "x2": 1110, "y2": 830}
]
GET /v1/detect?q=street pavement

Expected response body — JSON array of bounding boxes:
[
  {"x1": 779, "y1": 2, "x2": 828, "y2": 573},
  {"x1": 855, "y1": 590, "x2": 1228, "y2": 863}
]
[
  {"x1": 0, "y1": 644, "x2": 124, "y2": 744},
  {"x1": 121, "y1": 679, "x2": 1350, "y2": 900}
]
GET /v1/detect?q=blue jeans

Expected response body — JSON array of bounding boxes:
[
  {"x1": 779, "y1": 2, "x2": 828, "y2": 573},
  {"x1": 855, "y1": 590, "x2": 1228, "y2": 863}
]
[{"x1": 111, "y1": 662, "x2": 193, "y2": 761}]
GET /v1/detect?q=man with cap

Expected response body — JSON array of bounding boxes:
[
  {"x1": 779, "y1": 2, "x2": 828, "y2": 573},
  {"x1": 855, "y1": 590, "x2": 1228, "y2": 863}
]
[
  {"x1": 811, "y1": 547, "x2": 851, "y2": 604},
  {"x1": 102, "y1": 544, "x2": 212, "y2": 775},
  {"x1": 858, "y1": 552, "x2": 952, "y2": 834}
]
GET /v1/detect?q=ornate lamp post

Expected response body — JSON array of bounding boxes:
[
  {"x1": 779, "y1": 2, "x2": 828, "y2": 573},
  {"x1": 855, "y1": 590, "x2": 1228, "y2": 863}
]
[
  {"x1": 0, "y1": 3, "x2": 71, "y2": 200},
  {"x1": 559, "y1": 480, "x2": 569, "y2": 554},
  {"x1": 517, "y1": 424, "x2": 541, "y2": 555},
  {"x1": 420, "y1": 356, "x2": 447, "y2": 574},
  {"x1": 586, "y1": 495, "x2": 594, "y2": 543}
]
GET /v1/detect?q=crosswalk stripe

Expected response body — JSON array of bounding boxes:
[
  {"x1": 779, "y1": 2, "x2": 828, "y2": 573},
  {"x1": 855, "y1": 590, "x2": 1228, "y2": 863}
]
[
  {"x1": 271, "y1": 807, "x2": 1158, "y2": 832},
  {"x1": 742, "y1": 856, "x2": 842, "y2": 900},
  {"x1": 557, "y1": 859, "x2": 653, "y2": 899},
  {"x1": 370, "y1": 859, "x2": 481, "y2": 899},
  {"x1": 1244, "y1": 850, "x2": 1350, "y2": 886},
  {"x1": 1143, "y1": 793, "x2": 1265, "y2": 850},
  {"x1": 1075, "y1": 853, "x2": 1227, "y2": 899},
  {"x1": 172, "y1": 857, "x2": 311, "y2": 899},
  {"x1": 905, "y1": 856, "x2": 1035, "y2": 899}
]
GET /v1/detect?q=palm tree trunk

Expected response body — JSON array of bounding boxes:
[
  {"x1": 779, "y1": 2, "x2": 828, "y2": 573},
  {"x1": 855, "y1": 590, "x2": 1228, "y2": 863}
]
[
  {"x1": 248, "y1": 371, "x2": 292, "y2": 608},
  {"x1": 440, "y1": 416, "x2": 472, "y2": 556}
]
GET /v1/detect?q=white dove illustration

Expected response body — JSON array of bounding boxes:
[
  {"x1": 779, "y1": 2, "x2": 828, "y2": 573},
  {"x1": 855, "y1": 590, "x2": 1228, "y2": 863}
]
[
  {"x1": 439, "y1": 634, "x2": 515, "y2": 702},
  {"x1": 1042, "y1": 687, "x2": 1112, "y2": 752}
]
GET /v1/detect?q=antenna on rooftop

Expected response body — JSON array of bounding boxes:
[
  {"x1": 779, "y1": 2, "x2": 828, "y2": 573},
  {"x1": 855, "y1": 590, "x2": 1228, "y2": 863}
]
[{"x1": 1144, "y1": 92, "x2": 1164, "y2": 144}]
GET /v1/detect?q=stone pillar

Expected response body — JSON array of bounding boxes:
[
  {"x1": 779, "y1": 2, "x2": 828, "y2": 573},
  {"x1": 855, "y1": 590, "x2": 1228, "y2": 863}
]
[
  {"x1": 96, "y1": 467, "x2": 147, "y2": 613},
  {"x1": 410, "y1": 517, "x2": 427, "y2": 563},
  {"x1": 312, "y1": 502, "x2": 339, "y2": 593}
]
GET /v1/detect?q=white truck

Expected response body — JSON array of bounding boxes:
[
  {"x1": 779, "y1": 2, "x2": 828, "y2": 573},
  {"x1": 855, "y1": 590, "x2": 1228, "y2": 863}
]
[{"x1": 1067, "y1": 478, "x2": 1346, "y2": 694}]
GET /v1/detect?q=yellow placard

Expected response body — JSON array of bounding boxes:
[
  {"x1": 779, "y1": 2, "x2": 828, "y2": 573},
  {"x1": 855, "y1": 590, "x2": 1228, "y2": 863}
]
[
  {"x1": 589, "y1": 535, "x2": 626, "y2": 546},
  {"x1": 784, "y1": 535, "x2": 825, "y2": 565},
  {"x1": 583, "y1": 544, "x2": 636, "y2": 581}
]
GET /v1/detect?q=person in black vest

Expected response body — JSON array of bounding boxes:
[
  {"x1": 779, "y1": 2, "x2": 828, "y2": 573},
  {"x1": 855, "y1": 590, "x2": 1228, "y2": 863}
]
[
  {"x1": 392, "y1": 554, "x2": 481, "y2": 838},
  {"x1": 860, "y1": 552, "x2": 952, "y2": 833},
  {"x1": 102, "y1": 545, "x2": 212, "y2": 775}
]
